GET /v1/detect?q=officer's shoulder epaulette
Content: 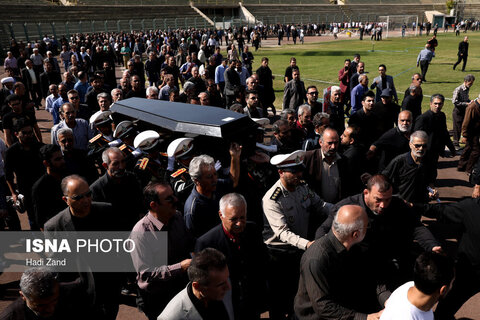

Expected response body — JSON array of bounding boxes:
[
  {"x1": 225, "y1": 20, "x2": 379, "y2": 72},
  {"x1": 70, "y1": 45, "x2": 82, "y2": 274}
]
[
  {"x1": 171, "y1": 168, "x2": 187, "y2": 178},
  {"x1": 89, "y1": 134, "x2": 103, "y2": 144},
  {"x1": 270, "y1": 187, "x2": 282, "y2": 201},
  {"x1": 136, "y1": 157, "x2": 149, "y2": 170}
]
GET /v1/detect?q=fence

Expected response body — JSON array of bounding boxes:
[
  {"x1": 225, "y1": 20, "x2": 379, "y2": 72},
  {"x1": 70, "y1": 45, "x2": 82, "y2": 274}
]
[{"x1": 1, "y1": 14, "x2": 382, "y2": 57}]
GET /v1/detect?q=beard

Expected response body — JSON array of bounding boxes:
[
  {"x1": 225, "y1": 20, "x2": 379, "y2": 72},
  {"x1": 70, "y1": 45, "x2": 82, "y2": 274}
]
[{"x1": 398, "y1": 123, "x2": 412, "y2": 133}]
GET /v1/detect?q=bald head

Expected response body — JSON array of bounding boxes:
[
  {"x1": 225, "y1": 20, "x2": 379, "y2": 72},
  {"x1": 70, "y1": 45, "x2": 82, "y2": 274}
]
[{"x1": 332, "y1": 205, "x2": 368, "y2": 250}]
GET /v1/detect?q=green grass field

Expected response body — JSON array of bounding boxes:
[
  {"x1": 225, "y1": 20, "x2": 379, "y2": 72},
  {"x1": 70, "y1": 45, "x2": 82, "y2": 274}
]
[{"x1": 250, "y1": 31, "x2": 480, "y2": 127}]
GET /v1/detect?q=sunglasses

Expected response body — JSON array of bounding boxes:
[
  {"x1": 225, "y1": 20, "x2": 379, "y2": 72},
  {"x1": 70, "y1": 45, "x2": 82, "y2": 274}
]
[
  {"x1": 68, "y1": 190, "x2": 92, "y2": 201},
  {"x1": 413, "y1": 144, "x2": 427, "y2": 149}
]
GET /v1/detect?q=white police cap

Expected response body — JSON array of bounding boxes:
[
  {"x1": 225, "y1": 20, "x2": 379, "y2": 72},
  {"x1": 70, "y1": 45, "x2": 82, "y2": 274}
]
[
  {"x1": 134, "y1": 130, "x2": 160, "y2": 151},
  {"x1": 89, "y1": 110, "x2": 112, "y2": 126},
  {"x1": 167, "y1": 137, "x2": 194, "y2": 158},
  {"x1": 113, "y1": 120, "x2": 133, "y2": 139},
  {"x1": 1, "y1": 77, "x2": 14, "y2": 84},
  {"x1": 270, "y1": 150, "x2": 305, "y2": 168}
]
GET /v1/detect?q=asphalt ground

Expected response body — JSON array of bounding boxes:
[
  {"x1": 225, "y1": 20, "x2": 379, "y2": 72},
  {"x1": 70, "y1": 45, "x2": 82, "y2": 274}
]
[{"x1": 1, "y1": 29, "x2": 479, "y2": 319}]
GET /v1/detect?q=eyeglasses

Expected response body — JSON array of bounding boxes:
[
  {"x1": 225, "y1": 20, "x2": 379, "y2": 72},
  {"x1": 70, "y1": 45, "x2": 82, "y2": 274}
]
[
  {"x1": 67, "y1": 190, "x2": 92, "y2": 201},
  {"x1": 413, "y1": 144, "x2": 427, "y2": 149},
  {"x1": 308, "y1": 91, "x2": 318, "y2": 95}
]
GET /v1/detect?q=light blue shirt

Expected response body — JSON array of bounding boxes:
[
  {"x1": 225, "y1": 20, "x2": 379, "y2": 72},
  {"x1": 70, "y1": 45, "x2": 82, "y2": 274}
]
[
  {"x1": 51, "y1": 97, "x2": 68, "y2": 125},
  {"x1": 350, "y1": 84, "x2": 368, "y2": 114},
  {"x1": 215, "y1": 64, "x2": 226, "y2": 84},
  {"x1": 51, "y1": 118, "x2": 94, "y2": 150},
  {"x1": 417, "y1": 48, "x2": 434, "y2": 64},
  {"x1": 73, "y1": 80, "x2": 89, "y2": 103}
]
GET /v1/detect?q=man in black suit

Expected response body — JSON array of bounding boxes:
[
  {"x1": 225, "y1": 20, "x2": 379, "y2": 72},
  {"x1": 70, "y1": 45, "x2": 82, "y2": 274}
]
[
  {"x1": 414, "y1": 94, "x2": 456, "y2": 181},
  {"x1": 40, "y1": 61, "x2": 62, "y2": 98},
  {"x1": 21, "y1": 60, "x2": 42, "y2": 109},
  {"x1": 453, "y1": 36, "x2": 469, "y2": 71},
  {"x1": 224, "y1": 59, "x2": 241, "y2": 107},
  {"x1": 32, "y1": 144, "x2": 67, "y2": 229},
  {"x1": 195, "y1": 193, "x2": 268, "y2": 320},
  {"x1": 90, "y1": 147, "x2": 144, "y2": 231},
  {"x1": 44, "y1": 175, "x2": 121, "y2": 320}
]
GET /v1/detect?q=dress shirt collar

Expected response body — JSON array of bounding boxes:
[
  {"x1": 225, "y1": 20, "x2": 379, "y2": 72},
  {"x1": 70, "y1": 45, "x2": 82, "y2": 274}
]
[{"x1": 146, "y1": 211, "x2": 165, "y2": 231}]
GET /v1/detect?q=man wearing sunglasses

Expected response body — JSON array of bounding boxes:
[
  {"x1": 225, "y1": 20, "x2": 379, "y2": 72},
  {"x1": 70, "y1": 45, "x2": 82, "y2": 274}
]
[
  {"x1": 262, "y1": 150, "x2": 332, "y2": 319},
  {"x1": 382, "y1": 130, "x2": 438, "y2": 204},
  {"x1": 44, "y1": 175, "x2": 120, "y2": 320}
]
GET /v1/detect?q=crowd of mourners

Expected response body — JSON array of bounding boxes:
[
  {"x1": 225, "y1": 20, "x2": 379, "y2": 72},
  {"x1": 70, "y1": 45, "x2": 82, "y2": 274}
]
[{"x1": 1, "y1": 25, "x2": 480, "y2": 320}]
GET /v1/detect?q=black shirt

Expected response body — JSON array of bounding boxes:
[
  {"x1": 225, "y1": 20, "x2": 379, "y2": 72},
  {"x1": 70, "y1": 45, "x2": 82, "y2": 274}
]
[
  {"x1": 5, "y1": 141, "x2": 45, "y2": 195},
  {"x1": 382, "y1": 152, "x2": 434, "y2": 203},
  {"x1": 32, "y1": 173, "x2": 67, "y2": 227},
  {"x1": 348, "y1": 109, "x2": 382, "y2": 146},
  {"x1": 372, "y1": 127, "x2": 410, "y2": 171},
  {"x1": 295, "y1": 231, "x2": 380, "y2": 319},
  {"x1": 284, "y1": 65, "x2": 299, "y2": 82}
]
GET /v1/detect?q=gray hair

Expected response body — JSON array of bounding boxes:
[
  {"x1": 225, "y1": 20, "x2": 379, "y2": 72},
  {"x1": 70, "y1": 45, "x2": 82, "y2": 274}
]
[
  {"x1": 410, "y1": 130, "x2": 428, "y2": 143},
  {"x1": 56, "y1": 127, "x2": 73, "y2": 139},
  {"x1": 280, "y1": 108, "x2": 296, "y2": 120},
  {"x1": 297, "y1": 104, "x2": 311, "y2": 116},
  {"x1": 101, "y1": 147, "x2": 123, "y2": 165},
  {"x1": 96, "y1": 92, "x2": 109, "y2": 100},
  {"x1": 146, "y1": 86, "x2": 159, "y2": 96},
  {"x1": 111, "y1": 88, "x2": 122, "y2": 97},
  {"x1": 330, "y1": 85, "x2": 341, "y2": 93},
  {"x1": 219, "y1": 193, "x2": 247, "y2": 218},
  {"x1": 464, "y1": 74, "x2": 475, "y2": 83},
  {"x1": 61, "y1": 175, "x2": 88, "y2": 195},
  {"x1": 189, "y1": 154, "x2": 215, "y2": 182},
  {"x1": 313, "y1": 112, "x2": 330, "y2": 128},
  {"x1": 358, "y1": 74, "x2": 367, "y2": 82},
  {"x1": 332, "y1": 207, "x2": 365, "y2": 242},
  {"x1": 20, "y1": 268, "x2": 58, "y2": 300}
]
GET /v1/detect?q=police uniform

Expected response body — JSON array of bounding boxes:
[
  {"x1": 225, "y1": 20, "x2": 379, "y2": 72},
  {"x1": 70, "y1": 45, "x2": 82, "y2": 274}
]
[
  {"x1": 87, "y1": 111, "x2": 114, "y2": 172},
  {"x1": 133, "y1": 130, "x2": 168, "y2": 186},
  {"x1": 112, "y1": 120, "x2": 143, "y2": 171},
  {"x1": 261, "y1": 150, "x2": 333, "y2": 320},
  {"x1": 262, "y1": 151, "x2": 332, "y2": 250},
  {"x1": 167, "y1": 138, "x2": 195, "y2": 208}
]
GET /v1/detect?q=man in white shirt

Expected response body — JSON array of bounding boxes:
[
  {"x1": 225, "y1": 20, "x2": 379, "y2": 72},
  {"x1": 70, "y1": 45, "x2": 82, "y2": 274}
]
[{"x1": 380, "y1": 252, "x2": 454, "y2": 320}]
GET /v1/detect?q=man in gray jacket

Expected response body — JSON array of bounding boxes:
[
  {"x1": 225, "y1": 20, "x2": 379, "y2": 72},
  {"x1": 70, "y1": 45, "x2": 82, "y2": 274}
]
[
  {"x1": 158, "y1": 248, "x2": 234, "y2": 320},
  {"x1": 370, "y1": 64, "x2": 398, "y2": 103},
  {"x1": 283, "y1": 69, "x2": 306, "y2": 111}
]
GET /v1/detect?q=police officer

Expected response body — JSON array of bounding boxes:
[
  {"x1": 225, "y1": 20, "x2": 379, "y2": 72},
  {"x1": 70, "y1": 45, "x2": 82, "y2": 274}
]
[
  {"x1": 262, "y1": 150, "x2": 332, "y2": 319},
  {"x1": 111, "y1": 120, "x2": 143, "y2": 171},
  {"x1": 88, "y1": 110, "x2": 115, "y2": 172},
  {"x1": 167, "y1": 137, "x2": 195, "y2": 208},
  {"x1": 133, "y1": 130, "x2": 168, "y2": 186}
]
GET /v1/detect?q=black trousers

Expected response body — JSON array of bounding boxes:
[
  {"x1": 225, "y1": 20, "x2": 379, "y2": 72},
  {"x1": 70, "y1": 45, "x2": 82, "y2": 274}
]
[
  {"x1": 267, "y1": 246, "x2": 303, "y2": 320},
  {"x1": 420, "y1": 60, "x2": 430, "y2": 81},
  {"x1": 452, "y1": 107, "x2": 464, "y2": 143},
  {"x1": 453, "y1": 54, "x2": 468, "y2": 71},
  {"x1": 458, "y1": 136, "x2": 480, "y2": 173}
]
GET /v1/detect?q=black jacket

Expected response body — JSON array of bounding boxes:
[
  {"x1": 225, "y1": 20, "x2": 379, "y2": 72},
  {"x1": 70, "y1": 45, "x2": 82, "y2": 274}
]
[{"x1": 195, "y1": 222, "x2": 268, "y2": 318}]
